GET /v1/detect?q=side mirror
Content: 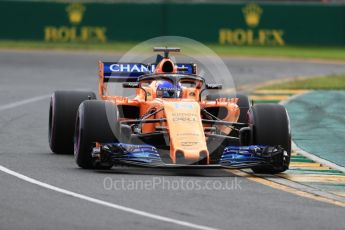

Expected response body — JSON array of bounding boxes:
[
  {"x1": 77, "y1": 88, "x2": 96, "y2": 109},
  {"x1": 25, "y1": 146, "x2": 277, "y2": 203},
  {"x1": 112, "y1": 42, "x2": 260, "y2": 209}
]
[
  {"x1": 122, "y1": 82, "x2": 140, "y2": 88},
  {"x1": 205, "y1": 83, "x2": 222, "y2": 90}
]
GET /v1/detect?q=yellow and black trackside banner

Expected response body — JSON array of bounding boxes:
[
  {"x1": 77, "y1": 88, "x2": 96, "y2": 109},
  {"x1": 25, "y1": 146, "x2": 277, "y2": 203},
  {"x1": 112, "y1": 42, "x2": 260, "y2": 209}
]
[{"x1": 0, "y1": 1, "x2": 344, "y2": 46}]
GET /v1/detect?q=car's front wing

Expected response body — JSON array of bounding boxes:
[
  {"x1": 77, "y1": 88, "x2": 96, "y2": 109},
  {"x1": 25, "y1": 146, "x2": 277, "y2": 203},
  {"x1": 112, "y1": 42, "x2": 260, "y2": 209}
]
[{"x1": 91, "y1": 143, "x2": 287, "y2": 169}]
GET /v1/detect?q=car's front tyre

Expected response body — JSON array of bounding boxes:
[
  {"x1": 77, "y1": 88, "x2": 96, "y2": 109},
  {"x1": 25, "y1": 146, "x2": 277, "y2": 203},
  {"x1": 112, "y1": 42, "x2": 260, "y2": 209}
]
[
  {"x1": 248, "y1": 104, "x2": 291, "y2": 174},
  {"x1": 74, "y1": 100, "x2": 119, "y2": 169}
]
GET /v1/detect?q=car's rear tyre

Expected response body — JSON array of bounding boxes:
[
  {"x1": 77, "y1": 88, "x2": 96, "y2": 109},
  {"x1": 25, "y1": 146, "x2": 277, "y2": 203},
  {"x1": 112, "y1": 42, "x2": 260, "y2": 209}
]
[
  {"x1": 206, "y1": 93, "x2": 250, "y2": 123},
  {"x1": 249, "y1": 104, "x2": 291, "y2": 174},
  {"x1": 74, "y1": 100, "x2": 120, "y2": 169},
  {"x1": 49, "y1": 90, "x2": 96, "y2": 154}
]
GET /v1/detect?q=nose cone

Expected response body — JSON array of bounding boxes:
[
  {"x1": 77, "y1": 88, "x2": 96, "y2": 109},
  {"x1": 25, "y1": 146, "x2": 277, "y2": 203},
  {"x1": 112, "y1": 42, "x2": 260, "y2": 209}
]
[
  {"x1": 163, "y1": 101, "x2": 209, "y2": 164},
  {"x1": 175, "y1": 149, "x2": 209, "y2": 164}
]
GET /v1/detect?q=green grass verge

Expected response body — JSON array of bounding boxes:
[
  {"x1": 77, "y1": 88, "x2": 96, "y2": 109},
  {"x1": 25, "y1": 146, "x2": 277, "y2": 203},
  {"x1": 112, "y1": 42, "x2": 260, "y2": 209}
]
[
  {"x1": 260, "y1": 74, "x2": 345, "y2": 90},
  {"x1": 0, "y1": 40, "x2": 345, "y2": 61},
  {"x1": 0, "y1": 40, "x2": 136, "y2": 52},
  {"x1": 209, "y1": 45, "x2": 345, "y2": 61}
]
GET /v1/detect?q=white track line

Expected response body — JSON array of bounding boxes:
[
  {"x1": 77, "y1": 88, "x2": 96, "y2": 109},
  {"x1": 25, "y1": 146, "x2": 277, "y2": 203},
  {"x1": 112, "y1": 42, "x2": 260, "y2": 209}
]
[
  {"x1": 0, "y1": 165, "x2": 218, "y2": 230},
  {"x1": 0, "y1": 94, "x2": 51, "y2": 111},
  {"x1": 0, "y1": 95, "x2": 219, "y2": 230}
]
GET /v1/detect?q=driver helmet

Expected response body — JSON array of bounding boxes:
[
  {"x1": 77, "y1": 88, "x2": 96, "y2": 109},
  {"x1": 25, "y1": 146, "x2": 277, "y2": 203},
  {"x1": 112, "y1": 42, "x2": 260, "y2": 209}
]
[{"x1": 156, "y1": 80, "x2": 182, "y2": 98}]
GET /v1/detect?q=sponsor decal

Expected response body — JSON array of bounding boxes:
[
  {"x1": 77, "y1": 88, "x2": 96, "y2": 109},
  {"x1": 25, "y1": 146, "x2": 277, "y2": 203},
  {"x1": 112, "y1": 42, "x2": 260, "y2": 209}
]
[
  {"x1": 172, "y1": 103, "x2": 194, "y2": 110},
  {"x1": 103, "y1": 63, "x2": 194, "y2": 74},
  {"x1": 108, "y1": 64, "x2": 151, "y2": 73},
  {"x1": 180, "y1": 141, "x2": 200, "y2": 147},
  {"x1": 206, "y1": 83, "x2": 222, "y2": 89},
  {"x1": 171, "y1": 112, "x2": 198, "y2": 122},
  {"x1": 123, "y1": 82, "x2": 140, "y2": 88},
  {"x1": 44, "y1": 3, "x2": 107, "y2": 43},
  {"x1": 172, "y1": 117, "x2": 197, "y2": 122},
  {"x1": 219, "y1": 3, "x2": 285, "y2": 46},
  {"x1": 159, "y1": 87, "x2": 176, "y2": 91},
  {"x1": 176, "y1": 133, "x2": 199, "y2": 136}
]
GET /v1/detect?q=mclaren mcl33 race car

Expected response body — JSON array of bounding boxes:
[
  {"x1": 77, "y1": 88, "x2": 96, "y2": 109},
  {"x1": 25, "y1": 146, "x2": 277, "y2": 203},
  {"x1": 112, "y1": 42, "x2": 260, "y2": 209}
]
[{"x1": 49, "y1": 47, "x2": 291, "y2": 173}]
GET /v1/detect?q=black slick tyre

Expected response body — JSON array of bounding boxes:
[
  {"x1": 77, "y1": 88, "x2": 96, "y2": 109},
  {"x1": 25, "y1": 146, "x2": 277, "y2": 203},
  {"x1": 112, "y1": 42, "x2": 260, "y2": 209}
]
[
  {"x1": 74, "y1": 100, "x2": 119, "y2": 169},
  {"x1": 248, "y1": 104, "x2": 291, "y2": 174},
  {"x1": 49, "y1": 90, "x2": 96, "y2": 154}
]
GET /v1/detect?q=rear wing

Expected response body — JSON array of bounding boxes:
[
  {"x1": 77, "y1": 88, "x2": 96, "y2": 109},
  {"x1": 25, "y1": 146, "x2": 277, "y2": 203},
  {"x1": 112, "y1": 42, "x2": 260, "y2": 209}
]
[{"x1": 98, "y1": 61, "x2": 196, "y2": 83}]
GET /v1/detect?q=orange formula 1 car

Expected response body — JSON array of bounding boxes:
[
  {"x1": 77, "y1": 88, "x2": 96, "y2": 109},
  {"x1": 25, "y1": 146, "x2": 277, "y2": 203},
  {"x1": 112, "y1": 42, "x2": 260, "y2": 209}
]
[{"x1": 49, "y1": 47, "x2": 291, "y2": 173}]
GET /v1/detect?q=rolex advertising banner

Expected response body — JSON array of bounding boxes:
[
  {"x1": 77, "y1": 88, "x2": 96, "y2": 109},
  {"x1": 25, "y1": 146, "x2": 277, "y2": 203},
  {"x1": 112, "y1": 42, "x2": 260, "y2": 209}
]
[{"x1": 0, "y1": 1, "x2": 344, "y2": 46}]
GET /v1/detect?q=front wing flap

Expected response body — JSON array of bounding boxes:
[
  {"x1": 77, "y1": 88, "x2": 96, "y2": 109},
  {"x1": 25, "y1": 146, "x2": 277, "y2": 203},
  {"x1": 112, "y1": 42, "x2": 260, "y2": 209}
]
[{"x1": 219, "y1": 145, "x2": 287, "y2": 168}]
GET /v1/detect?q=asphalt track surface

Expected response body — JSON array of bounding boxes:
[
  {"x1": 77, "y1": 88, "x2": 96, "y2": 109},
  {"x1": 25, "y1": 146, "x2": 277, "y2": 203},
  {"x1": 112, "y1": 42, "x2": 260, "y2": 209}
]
[{"x1": 1, "y1": 50, "x2": 345, "y2": 230}]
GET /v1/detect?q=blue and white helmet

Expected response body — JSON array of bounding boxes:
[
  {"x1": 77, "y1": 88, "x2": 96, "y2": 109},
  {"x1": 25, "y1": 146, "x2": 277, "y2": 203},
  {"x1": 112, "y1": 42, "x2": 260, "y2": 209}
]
[{"x1": 156, "y1": 81, "x2": 182, "y2": 98}]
